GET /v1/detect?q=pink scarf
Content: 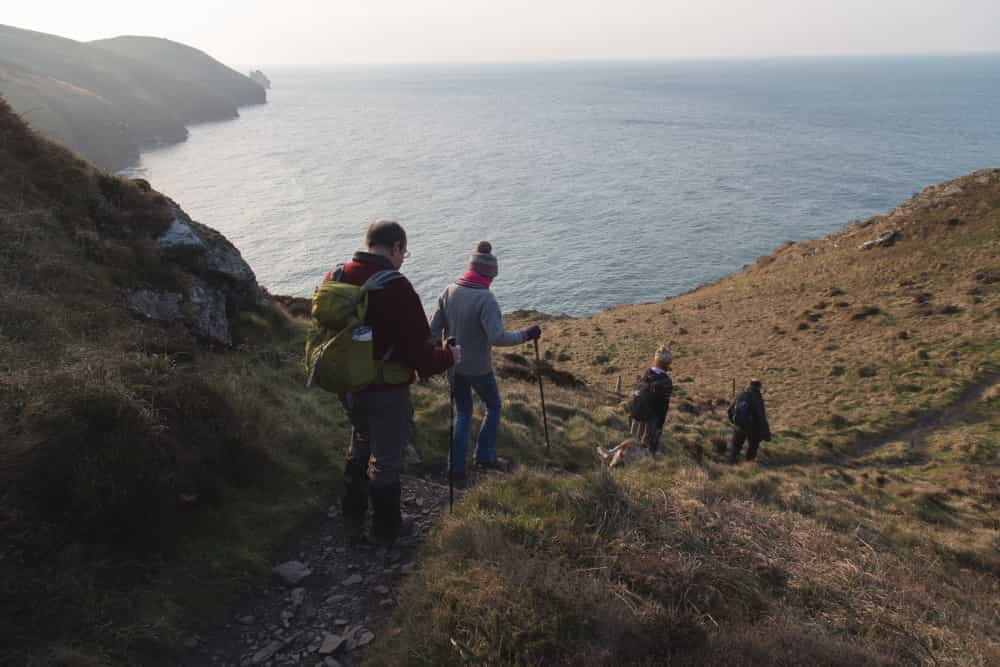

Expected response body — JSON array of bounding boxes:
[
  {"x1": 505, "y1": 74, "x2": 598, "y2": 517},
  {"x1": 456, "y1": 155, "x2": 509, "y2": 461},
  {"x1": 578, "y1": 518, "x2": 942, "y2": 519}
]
[{"x1": 461, "y1": 270, "x2": 493, "y2": 288}]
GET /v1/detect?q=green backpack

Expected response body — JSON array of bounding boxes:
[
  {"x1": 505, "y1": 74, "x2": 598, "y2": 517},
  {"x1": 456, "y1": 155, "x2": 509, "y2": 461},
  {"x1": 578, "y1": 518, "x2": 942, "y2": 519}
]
[{"x1": 305, "y1": 267, "x2": 411, "y2": 395}]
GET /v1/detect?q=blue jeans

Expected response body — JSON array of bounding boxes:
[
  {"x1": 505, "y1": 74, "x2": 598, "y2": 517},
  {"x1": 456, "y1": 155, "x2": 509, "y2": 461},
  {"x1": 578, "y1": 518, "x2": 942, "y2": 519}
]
[{"x1": 450, "y1": 372, "x2": 501, "y2": 474}]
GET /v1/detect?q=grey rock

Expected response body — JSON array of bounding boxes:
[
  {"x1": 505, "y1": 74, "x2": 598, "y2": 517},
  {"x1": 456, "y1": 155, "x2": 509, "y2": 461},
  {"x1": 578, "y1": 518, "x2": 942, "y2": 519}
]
[
  {"x1": 251, "y1": 640, "x2": 283, "y2": 664},
  {"x1": 158, "y1": 215, "x2": 206, "y2": 252},
  {"x1": 341, "y1": 574, "x2": 362, "y2": 586},
  {"x1": 941, "y1": 184, "x2": 964, "y2": 196},
  {"x1": 205, "y1": 237, "x2": 256, "y2": 286},
  {"x1": 178, "y1": 214, "x2": 256, "y2": 288},
  {"x1": 125, "y1": 289, "x2": 182, "y2": 322},
  {"x1": 373, "y1": 585, "x2": 389, "y2": 595},
  {"x1": 187, "y1": 278, "x2": 231, "y2": 346},
  {"x1": 859, "y1": 229, "x2": 901, "y2": 251},
  {"x1": 290, "y1": 588, "x2": 307, "y2": 607},
  {"x1": 299, "y1": 602, "x2": 319, "y2": 622},
  {"x1": 273, "y1": 561, "x2": 312, "y2": 586},
  {"x1": 317, "y1": 632, "x2": 345, "y2": 655},
  {"x1": 400, "y1": 562, "x2": 415, "y2": 574},
  {"x1": 238, "y1": 615, "x2": 256, "y2": 625},
  {"x1": 323, "y1": 658, "x2": 342, "y2": 667},
  {"x1": 348, "y1": 629, "x2": 374, "y2": 651}
]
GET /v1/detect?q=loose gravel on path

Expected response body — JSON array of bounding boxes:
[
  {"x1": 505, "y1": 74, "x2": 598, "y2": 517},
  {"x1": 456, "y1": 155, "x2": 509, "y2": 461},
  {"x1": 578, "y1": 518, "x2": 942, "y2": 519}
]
[{"x1": 184, "y1": 474, "x2": 463, "y2": 667}]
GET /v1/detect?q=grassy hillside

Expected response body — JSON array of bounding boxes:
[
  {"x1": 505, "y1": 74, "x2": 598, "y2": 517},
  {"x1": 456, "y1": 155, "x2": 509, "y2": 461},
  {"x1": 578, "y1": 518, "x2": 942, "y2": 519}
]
[
  {"x1": 509, "y1": 173, "x2": 1000, "y2": 466},
  {"x1": 0, "y1": 24, "x2": 264, "y2": 171},
  {"x1": 0, "y1": 98, "x2": 338, "y2": 666},
  {"x1": 372, "y1": 172, "x2": 1000, "y2": 665}
]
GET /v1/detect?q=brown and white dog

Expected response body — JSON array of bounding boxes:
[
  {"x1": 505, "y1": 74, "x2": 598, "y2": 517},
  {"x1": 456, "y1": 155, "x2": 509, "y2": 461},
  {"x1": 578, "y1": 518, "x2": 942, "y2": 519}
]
[{"x1": 597, "y1": 438, "x2": 652, "y2": 468}]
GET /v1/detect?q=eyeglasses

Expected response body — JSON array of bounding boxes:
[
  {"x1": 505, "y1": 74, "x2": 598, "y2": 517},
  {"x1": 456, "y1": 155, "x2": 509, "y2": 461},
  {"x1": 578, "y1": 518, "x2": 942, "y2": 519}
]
[{"x1": 402, "y1": 249, "x2": 411, "y2": 259}]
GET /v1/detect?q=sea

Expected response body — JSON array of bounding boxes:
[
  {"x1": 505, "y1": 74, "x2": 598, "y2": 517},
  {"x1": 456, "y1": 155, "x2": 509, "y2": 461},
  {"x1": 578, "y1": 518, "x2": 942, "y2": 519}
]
[{"x1": 123, "y1": 56, "x2": 1000, "y2": 316}]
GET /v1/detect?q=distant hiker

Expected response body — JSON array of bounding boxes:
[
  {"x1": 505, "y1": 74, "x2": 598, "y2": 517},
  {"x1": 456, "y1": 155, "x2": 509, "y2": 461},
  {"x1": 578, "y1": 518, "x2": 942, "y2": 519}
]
[
  {"x1": 430, "y1": 241, "x2": 542, "y2": 483},
  {"x1": 625, "y1": 345, "x2": 674, "y2": 454},
  {"x1": 728, "y1": 378, "x2": 772, "y2": 463},
  {"x1": 332, "y1": 221, "x2": 460, "y2": 546}
]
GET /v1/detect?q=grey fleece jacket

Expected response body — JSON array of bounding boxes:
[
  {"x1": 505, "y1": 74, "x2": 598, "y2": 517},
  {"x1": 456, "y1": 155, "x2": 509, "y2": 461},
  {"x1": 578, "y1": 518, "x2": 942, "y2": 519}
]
[{"x1": 430, "y1": 281, "x2": 525, "y2": 377}]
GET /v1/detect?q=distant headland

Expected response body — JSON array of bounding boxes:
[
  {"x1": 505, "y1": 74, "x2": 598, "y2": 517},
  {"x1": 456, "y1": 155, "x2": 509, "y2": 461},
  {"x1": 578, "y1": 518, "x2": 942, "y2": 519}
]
[
  {"x1": 0, "y1": 24, "x2": 267, "y2": 172},
  {"x1": 249, "y1": 70, "x2": 272, "y2": 89}
]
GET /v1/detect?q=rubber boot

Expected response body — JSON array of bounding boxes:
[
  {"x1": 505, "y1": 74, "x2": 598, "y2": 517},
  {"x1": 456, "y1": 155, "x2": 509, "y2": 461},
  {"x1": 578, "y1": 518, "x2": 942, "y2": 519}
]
[
  {"x1": 341, "y1": 459, "x2": 369, "y2": 543},
  {"x1": 370, "y1": 482, "x2": 416, "y2": 547}
]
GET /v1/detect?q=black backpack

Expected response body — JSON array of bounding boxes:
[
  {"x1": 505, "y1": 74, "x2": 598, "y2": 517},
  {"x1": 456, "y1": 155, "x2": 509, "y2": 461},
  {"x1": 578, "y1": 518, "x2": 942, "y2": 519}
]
[
  {"x1": 626, "y1": 373, "x2": 666, "y2": 421},
  {"x1": 729, "y1": 392, "x2": 753, "y2": 428}
]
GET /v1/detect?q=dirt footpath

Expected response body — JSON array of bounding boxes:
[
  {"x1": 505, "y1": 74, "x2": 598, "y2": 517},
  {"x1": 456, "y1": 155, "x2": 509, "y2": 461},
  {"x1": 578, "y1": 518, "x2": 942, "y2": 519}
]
[{"x1": 185, "y1": 475, "x2": 453, "y2": 667}]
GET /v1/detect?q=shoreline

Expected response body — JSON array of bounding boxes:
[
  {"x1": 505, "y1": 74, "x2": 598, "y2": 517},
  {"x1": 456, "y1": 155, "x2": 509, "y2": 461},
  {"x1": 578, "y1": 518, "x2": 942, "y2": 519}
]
[{"x1": 115, "y1": 100, "x2": 268, "y2": 174}]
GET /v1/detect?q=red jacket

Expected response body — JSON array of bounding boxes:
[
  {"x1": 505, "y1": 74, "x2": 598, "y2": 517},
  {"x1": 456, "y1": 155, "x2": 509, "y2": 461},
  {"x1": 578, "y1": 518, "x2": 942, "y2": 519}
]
[{"x1": 327, "y1": 252, "x2": 452, "y2": 390}]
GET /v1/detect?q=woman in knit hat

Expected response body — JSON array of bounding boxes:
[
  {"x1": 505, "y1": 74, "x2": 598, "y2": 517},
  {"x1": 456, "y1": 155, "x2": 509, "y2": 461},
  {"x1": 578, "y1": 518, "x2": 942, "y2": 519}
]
[
  {"x1": 625, "y1": 345, "x2": 674, "y2": 454},
  {"x1": 430, "y1": 241, "x2": 542, "y2": 481}
]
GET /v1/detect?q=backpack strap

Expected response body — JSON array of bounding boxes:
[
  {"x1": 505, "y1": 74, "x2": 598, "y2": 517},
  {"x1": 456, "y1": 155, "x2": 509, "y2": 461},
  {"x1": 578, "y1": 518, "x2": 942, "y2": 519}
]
[{"x1": 364, "y1": 270, "x2": 405, "y2": 291}]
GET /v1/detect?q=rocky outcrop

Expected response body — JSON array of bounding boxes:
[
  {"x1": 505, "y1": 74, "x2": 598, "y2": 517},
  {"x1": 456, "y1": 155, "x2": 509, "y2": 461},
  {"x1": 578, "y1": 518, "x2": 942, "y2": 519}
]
[
  {"x1": 859, "y1": 229, "x2": 902, "y2": 250},
  {"x1": 249, "y1": 70, "x2": 272, "y2": 89},
  {"x1": 125, "y1": 195, "x2": 258, "y2": 346}
]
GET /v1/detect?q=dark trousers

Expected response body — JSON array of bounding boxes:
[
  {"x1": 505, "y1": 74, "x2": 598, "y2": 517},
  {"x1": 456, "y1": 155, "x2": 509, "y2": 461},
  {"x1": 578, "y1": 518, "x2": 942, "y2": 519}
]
[
  {"x1": 346, "y1": 386, "x2": 410, "y2": 486},
  {"x1": 729, "y1": 428, "x2": 762, "y2": 463},
  {"x1": 341, "y1": 386, "x2": 411, "y2": 543}
]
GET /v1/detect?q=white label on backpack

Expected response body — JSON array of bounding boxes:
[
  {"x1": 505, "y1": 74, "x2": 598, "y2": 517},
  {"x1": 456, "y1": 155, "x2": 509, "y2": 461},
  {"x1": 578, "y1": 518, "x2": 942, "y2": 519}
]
[{"x1": 352, "y1": 326, "x2": 373, "y2": 342}]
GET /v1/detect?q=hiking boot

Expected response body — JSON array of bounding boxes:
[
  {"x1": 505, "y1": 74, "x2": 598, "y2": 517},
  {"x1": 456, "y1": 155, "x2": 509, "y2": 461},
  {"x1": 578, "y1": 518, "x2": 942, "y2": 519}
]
[
  {"x1": 369, "y1": 482, "x2": 404, "y2": 548},
  {"x1": 474, "y1": 457, "x2": 511, "y2": 472},
  {"x1": 342, "y1": 459, "x2": 369, "y2": 541},
  {"x1": 449, "y1": 470, "x2": 469, "y2": 490}
]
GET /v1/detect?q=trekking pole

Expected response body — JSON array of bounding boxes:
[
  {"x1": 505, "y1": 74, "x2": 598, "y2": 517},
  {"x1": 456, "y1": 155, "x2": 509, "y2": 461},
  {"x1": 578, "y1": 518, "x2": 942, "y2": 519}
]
[
  {"x1": 533, "y1": 339, "x2": 551, "y2": 453},
  {"x1": 446, "y1": 337, "x2": 457, "y2": 513}
]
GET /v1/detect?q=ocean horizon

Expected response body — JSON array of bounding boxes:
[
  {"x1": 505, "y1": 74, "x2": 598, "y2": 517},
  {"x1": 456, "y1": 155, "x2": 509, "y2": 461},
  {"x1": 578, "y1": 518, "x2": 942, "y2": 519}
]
[{"x1": 124, "y1": 54, "x2": 1000, "y2": 315}]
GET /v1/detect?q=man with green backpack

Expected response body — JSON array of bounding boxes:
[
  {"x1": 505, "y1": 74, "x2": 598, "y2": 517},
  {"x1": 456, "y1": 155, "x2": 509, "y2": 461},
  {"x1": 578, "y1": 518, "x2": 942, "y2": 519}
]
[{"x1": 307, "y1": 220, "x2": 459, "y2": 546}]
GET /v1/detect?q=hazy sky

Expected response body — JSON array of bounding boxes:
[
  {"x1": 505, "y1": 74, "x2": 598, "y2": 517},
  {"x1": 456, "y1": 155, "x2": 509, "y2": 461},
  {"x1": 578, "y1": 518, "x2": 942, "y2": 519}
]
[{"x1": 6, "y1": 1, "x2": 999, "y2": 66}]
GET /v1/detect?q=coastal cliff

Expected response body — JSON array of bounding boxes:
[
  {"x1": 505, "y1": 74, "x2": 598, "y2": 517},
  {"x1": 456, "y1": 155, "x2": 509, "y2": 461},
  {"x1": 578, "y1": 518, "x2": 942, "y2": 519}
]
[{"x1": 0, "y1": 24, "x2": 266, "y2": 172}]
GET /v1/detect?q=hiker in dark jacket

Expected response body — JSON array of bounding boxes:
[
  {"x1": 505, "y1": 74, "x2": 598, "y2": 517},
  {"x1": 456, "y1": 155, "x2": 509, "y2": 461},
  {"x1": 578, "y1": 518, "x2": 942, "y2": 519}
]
[
  {"x1": 627, "y1": 345, "x2": 674, "y2": 454},
  {"x1": 430, "y1": 241, "x2": 542, "y2": 482},
  {"x1": 335, "y1": 220, "x2": 460, "y2": 546},
  {"x1": 728, "y1": 378, "x2": 772, "y2": 463}
]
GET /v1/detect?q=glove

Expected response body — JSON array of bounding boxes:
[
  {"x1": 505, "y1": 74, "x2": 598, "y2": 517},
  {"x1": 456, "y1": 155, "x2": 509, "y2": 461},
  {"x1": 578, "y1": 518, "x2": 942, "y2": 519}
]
[{"x1": 522, "y1": 325, "x2": 542, "y2": 342}]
